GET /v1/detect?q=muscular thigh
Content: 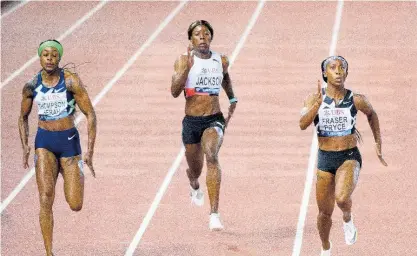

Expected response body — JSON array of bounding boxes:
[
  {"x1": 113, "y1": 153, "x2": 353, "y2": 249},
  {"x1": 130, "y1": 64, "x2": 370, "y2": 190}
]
[
  {"x1": 201, "y1": 127, "x2": 223, "y2": 157},
  {"x1": 316, "y1": 170, "x2": 335, "y2": 213},
  {"x1": 35, "y1": 148, "x2": 59, "y2": 192},
  {"x1": 335, "y1": 160, "x2": 360, "y2": 198},
  {"x1": 60, "y1": 155, "x2": 84, "y2": 195},
  {"x1": 185, "y1": 143, "x2": 204, "y2": 170}
]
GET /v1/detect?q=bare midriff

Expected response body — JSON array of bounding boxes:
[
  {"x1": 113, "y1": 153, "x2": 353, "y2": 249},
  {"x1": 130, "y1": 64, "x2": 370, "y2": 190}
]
[
  {"x1": 318, "y1": 134, "x2": 357, "y2": 151},
  {"x1": 38, "y1": 116, "x2": 75, "y2": 131},
  {"x1": 185, "y1": 95, "x2": 221, "y2": 116}
]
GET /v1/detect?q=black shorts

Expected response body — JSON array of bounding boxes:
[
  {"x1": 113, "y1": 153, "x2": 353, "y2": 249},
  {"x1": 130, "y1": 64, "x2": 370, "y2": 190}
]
[
  {"x1": 182, "y1": 112, "x2": 225, "y2": 145},
  {"x1": 317, "y1": 147, "x2": 362, "y2": 175}
]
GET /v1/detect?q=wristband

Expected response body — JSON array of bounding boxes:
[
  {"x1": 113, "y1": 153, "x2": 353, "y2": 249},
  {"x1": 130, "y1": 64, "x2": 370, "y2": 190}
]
[{"x1": 229, "y1": 97, "x2": 238, "y2": 104}]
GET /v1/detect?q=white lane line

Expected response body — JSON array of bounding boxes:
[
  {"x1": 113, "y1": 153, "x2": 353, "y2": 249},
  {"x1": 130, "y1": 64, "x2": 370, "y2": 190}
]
[
  {"x1": 0, "y1": 0, "x2": 29, "y2": 19},
  {"x1": 0, "y1": 0, "x2": 187, "y2": 214},
  {"x1": 291, "y1": 1, "x2": 344, "y2": 255},
  {"x1": 328, "y1": 0, "x2": 343, "y2": 57},
  {"x1": 0, "y1": 0, "x2": 108, "y2": 89},
  {"x1": 228, "y1": 0, "x2": 266, "y2": 69},
  {"x1": 123, "y1": 1, "x2": 266, "y2": 255}
]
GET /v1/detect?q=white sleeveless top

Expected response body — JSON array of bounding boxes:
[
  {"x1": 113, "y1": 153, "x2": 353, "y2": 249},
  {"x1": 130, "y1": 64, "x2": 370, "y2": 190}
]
[{"x1": 184, "y1": 51, "x2": 223, "y2": 97}]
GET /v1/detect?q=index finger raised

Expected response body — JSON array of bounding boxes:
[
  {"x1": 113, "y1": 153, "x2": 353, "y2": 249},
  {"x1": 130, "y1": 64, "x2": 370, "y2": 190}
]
[{"x1": 317, "y1": 80, "x2": 321, "y2": 94}]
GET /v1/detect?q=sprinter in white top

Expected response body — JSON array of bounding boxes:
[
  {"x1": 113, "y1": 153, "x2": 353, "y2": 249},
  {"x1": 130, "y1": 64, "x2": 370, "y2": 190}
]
[
  {"x1": 171, "y1": 20, "x2": 238, "y2": 231},
  {"x1": 299, "y1": 56, "x2": 388, "y2": 256},
  {"x1": 184, "y1": 50, "x2": 223, "y2": 97}
]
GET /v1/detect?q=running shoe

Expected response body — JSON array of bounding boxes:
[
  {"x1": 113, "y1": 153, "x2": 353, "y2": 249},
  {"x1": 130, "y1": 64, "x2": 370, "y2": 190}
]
[
  {"x1": 343, "y1": 217, "x2": 358, "y2": 245},
  {"x1": 190, "y1": 186, "x2": 204, "y2": 206},
  {"x1": 209, "y1": 213, "x2": 224, "y2": 231},
  {"x1": 320, "y1": 242, "x2": 332, "y2": 256}
]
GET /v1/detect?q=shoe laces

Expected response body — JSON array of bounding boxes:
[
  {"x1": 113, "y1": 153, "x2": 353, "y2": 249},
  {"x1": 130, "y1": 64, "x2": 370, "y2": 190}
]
[
  {"x1": 344, "y1": 221, "x2": 353, "y2": 234},
  {"x1": 211, "y1": 213, "x2": 220, "y2": 219}
]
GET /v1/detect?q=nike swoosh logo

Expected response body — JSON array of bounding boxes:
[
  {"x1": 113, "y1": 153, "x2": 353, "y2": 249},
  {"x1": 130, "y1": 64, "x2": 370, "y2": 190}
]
[
  {"x1": 213, "y1": 59, "x2": 219, "y2": 62},
  {"x1": 68, "y1": 134, "x2": 76, "y2": 140},
  {"x1": 348, "y1": 152, "x2": 353, "y2": 156},
  {"x1": 54, "y1": 87, "x2": 65, "y2": 93}
]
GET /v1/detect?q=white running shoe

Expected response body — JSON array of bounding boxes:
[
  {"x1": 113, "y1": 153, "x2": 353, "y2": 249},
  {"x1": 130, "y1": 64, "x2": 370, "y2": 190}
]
[
  {"x1": 209, "y1": 213, "x2": 224, "y2": 231},
  {"x1": 320, "y1": 242, "x2": 332, "y2": 256},
  {"x1": 343, "y1": 217, "x2": 358, "y2": 245},
  {"x1": 190, "y1": 186, "x2": 204, "y2": 207}
]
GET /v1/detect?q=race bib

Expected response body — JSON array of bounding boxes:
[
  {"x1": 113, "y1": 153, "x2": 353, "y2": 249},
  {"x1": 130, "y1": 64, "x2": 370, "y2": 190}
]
[
  {"x1": 194, "y1": 68, "x2": 223, "y2": 95},
  {"x1": 36, "y1": 91, "x2": 67, "y2": 117},
  {"x1": 318, "y1": 108, "x2": 353, "y2": 136},
  {"x1": 184, "y1": 52, "x2": 224, "y2": 97}
]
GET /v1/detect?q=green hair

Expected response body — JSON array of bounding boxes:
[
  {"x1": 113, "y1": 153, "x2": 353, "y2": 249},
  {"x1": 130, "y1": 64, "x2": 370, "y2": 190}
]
[{"x1": 38, "y1": 39, "x2": 63, "y2": 58}]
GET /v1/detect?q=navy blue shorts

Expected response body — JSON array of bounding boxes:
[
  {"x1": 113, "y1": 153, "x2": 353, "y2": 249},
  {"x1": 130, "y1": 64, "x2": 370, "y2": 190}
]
[
  {"x1": 317, "y1": 147, "x2": 362, "y2": 175},
  {"x1": 182, "y1": 112, "x2": 225, "y2": 144},
  {"x1": 35, "y1": 127, "x2": 82, "y2": 158}
]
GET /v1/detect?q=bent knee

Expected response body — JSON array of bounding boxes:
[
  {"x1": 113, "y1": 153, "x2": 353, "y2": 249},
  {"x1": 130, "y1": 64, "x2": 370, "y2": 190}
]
[
  {"x1": 205, "y1": 153, "x2": 219, "y2": 164},
  {"x1": 318, "y1": 211, "x2": 332, "y2": 219},
  {"x1": 69, "y1": 201, "x2": 83, "y2": 212},
  {"x1": 335, "y1": 195, "x2": 350, "y2": 208},
  {"x1": 71, "y1": 205, "x2": 82, "y2": 212},
  {"x1": 67, "y1": 197, "x2": 83, "y2": 211}
]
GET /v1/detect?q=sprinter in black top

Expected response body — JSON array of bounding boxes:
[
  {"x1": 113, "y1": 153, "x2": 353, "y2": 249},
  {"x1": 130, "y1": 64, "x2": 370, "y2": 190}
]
[{"x1": 299, "y1": 56, "x2": 387, "y2": 256}]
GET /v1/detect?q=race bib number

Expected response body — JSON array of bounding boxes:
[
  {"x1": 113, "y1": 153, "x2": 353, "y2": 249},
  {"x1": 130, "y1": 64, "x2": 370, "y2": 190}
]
[
  {"x1": 318, "y1": 108, "x2": 353, "y2": 136},
  {"x1": 194, "y1": 74, "x2": 222, "y2": 95},
  {"x1": 36, "y1": 91, "x2": 67, "y2": 116}
]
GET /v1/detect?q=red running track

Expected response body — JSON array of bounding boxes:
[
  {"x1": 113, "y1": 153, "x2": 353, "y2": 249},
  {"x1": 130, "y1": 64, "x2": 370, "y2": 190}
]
[{"x1": 1, "y1": 1, "x2": 416, "y2": 255}]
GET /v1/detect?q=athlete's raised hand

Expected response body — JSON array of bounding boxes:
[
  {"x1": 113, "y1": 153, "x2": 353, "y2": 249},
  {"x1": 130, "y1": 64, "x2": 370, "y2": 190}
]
[
  {"x1": 375, "y1": 142, "x2": 388, "y2": 166},
  {"x1": 314, "y1": 79, "x2": 323, "y2": 106},
  {"x1": 187, "y1": 44, "x2": 194, "y2": 70}
]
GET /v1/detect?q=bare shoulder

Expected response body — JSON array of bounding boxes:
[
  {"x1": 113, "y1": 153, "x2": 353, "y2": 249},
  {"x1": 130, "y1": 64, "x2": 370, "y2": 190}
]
[
  {"x1": 22, "y1": 75, "x2": 38, "y2": 96},
  {"x1": 353, "y1": 92, "x2": 371, "y2": 106},
  {"x1": 220, "y1": 54, "x2": 229, "y2": 69},
  {"x1": 353, "y1": 92, "x2": 374, "y2": 113},
  {"x1": 353, "y1": 92, "x2": 367, "y2": 101},
  {"x1": 220, "y1": 54, "x2": 229, "y2": 65},
  {"x1": 64, "y1": 69, "x2": 80, "y2": 86},
  {"x1": 217, "y1": 53, "x2": 229, "y2": 74},
  {"x1": 64, "y1": 69, "x2": 78, "y2": 84},
  {"x1": 64, "y1": 69, "x2": 86, "y2": 93}
]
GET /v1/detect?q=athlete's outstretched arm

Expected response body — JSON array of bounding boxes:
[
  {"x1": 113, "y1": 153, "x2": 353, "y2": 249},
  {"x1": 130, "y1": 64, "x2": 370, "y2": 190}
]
[
  {"x1": 221, "y1": 55, "x2": 237, "y2": 127},
  {"x1": 354, "y1": 94, "x2": 387, "y2": 166},
  {"x1": 18, "y1": 78, "x2": 35, "y2": 168},
  {"x1": 299, "y1": 80, "x2": 322, "y2": 130},
  {"x1": 171, "y1": 46, "x2": 194, "y2": 98},
  {"x1": 67, "y1": 72, "x2": 97, "y2": 176}
]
